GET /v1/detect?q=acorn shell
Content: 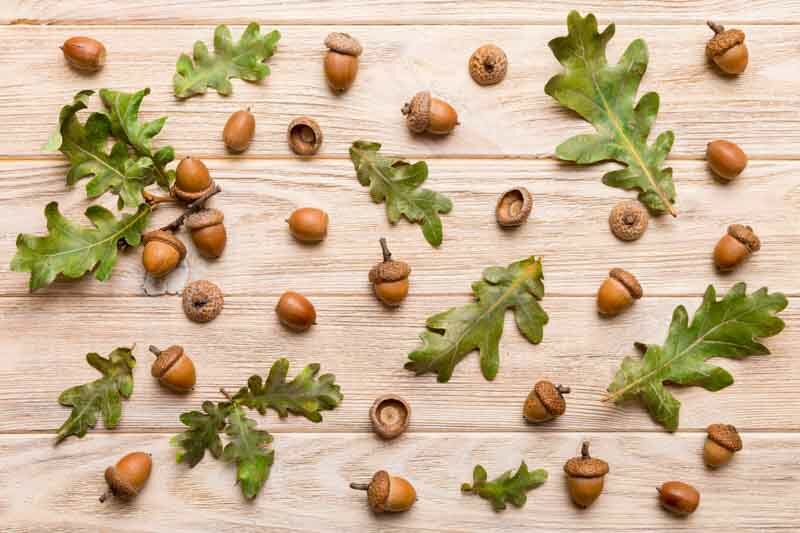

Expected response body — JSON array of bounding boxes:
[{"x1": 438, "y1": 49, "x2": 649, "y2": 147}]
[
  {"x1": 609, "y1": 268, "x2": 643, "y2": 299},
  {"x1": 728, "y1": 224, "x2": 761, "y2": 252},
  {"x1": 185, "y1": 208, "x2": 224, "y2": 230},
  {"x1": 707, "y1": 423, "x2": 743, "y2": 452},
  {"x1": 325, "y1": 32, "x2": 363, "y2": 56},
  {"x1": 534, "y1": 380, "x2": 567, "y2": 416},
  {"x1": 142, "y1": 230, "x2": 187, "y2": 260},
  {"x1": 403, "y1": 91, "x2": 431, "y2": 133}
]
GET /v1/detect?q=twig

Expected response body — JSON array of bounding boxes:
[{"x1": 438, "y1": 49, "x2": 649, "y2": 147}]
[{"x1": 160, "y1": 185, "x2": 221, "y2": 232}]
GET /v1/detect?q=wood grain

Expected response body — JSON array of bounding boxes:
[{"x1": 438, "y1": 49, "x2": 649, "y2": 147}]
[
  {"x1": 0, "y1": 24, "x2": 798, "y2": 158},
  {"x1": 0, "y1": 432, "x2": 797, "y2": 532}
]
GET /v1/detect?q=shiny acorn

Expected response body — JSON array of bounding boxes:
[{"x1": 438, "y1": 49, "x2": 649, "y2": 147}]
[
  {"x1": 185, "y1": 208, "x2": 227, "y2": 259},
  {"x1": 703, "y1": 423, "x2": 742, "y2": 468},
  {"x1": 350, "y1": 470, "x2": 417, "y2": 513},
  {"x1": 369, "y1": 238, "x2": 410, "y2": 307},
  {"x1": 223, "y1": 109, "x2": 256, "y2": 153},
  {"x1": 100, "y1": 451, "x2": 152, "y2": 502},
  {"x1": 173, "y1": 157, "x2": 215, "y2": 202},
  {"x1": 523, "y1": 380, "x2": 570, "y2": 423},
  {"x1": 287, "y1": 207, "x2": 329, "y2": 243},
  {"x1": 149, "y1": 345, "x2": 196, "y2": 393},
  {"x1": 597, "y1": 268, "x2": 642, "y2": 317},
  {"x1": 706, "y1": 21, "x2": 748, "y2": 75},
  {"x1": 324, "y1": 32, "x2": 362, "y2": 92},
  {"x1": 61, "y1": 36, "x2": 106, "y2": 72},
  {"x1": 713, "y1": 224, "x2": 760, "y2": 271},
  {"x1": 402, "y1": 91, "x2": 459, "y2": 135},
  {"x1": 276, "y1": 291, "x2": 316, "y2": 332},
  {"x1": 141, "y1": 230, "x2": 187, "y2": 278},
  {"x1": 564, "y1": 442, "x2": 609, "y2": 508},
  {"x1": 658, "y1": 481, "x2": 700, "y2": 516}
]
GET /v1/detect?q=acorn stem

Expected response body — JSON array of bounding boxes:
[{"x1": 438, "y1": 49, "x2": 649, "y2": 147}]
[
  {"x1": 148, "y1": 345, "x2": 162, "y2": 357},
  {"x1": 99, "y1": 490, "x2": 112, "y2": 503},
  {"x1": 379, "y1": 237, "x2": 392, "y2": 262},
  {"x1": 350, "y1": 482, "x2": 370, "y2": 491},
  {"x1": 556, "y1": 385, "x2": 571, "y2": 395},
  {"x1": 401, "y1": 103, "x2": 411, "y2": 116},
  {"x1": 160, "y1": 184, "x2": 222, "y2": 232},
  {"x1": 581, "y1": 441, "x2": 591, "y2": 459},
  {"x1": 707, "y1": 20, "x2": 725, "y2": 34}
]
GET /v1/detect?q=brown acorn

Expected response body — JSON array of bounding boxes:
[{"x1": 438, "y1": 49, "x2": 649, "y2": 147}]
[
  {"x1": 703, "y1": 423, "x2": 742, "y2": 468},
  {"x1": 370, "y1": 394, "x2": 411, "y2": 439},
  {"x1": 402, "y1": 91, "x2": 459, "y2": 135},
  {"x1": 369, "y1": 238, "x2": 411, "y2": 307},
  {"x1": 564, "y1": 442, "x2": 609, "y2": 508},
  {"x1": 223, "y1": 109, "x2": 256, "y2": 153},
  {"x1": 523, "y1": 380, "x2": 570, "y2": 423},
  {"x1": 276, "y1": 291, "x2": 316, "y2": 332},
  {"x1": 185, "y1": 208, "x2": 227, "y2": 259},
  {"x1": 61, "y1": 36, "x2": 106, "y2": 72},
  {"x1": 100, "y1": 451, "x2": 152, "y2": 502},
  {"x1": 707, "y1": 140, "x2": 747, "y2": 181},
  {"x1": 596, "y1": 268, "x2": 642, "y2": 317},
  {"x1": 173, "y1": 157, "x2": 215, "y2": 202},
  {"x1": 287, "y1": 207, "x2": 329, "y2": 243},
  {"x1": 658, "y1": 481, "x2": 700, "y2": 516},
  {"x1": 141, "y1": 230, "x2": 187, "y2": 278},
  {"x1": 350, "y1": 470, "x2": 417, "y2": 513},
  {"x1": 149, "y1": 345, "x2": 196, "y2": 393},
  {"x1": 706, "y1": 21, "x2": 748, "y2": 75},
  {"x1": 713, "y1": 224, "x2": 760, "y2": 271},
  {"x1": 287, "y1": 116, "x2": 323, "y2": 156},
  {"x1": 324, "y1": 32, "x2": 362, "y2": 93}
]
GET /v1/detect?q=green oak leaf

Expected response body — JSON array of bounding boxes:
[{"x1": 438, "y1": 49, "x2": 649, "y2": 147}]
[
  {"x1": 461, "y1": 462, "x2": 548, "y2": 511},
  {"x1": 349, "y1": 140, "x2": 453, "y2": 247},
  {"x1": 233, "y1": 358, "x2": 343, "y2": 422},
  {"x1": 56, "y1": 347, "x2": 136, "y2": 443},
  {"x1": 174, "y1": 22, "x2": 280, "y2": 98},
  {"x1": 406, "y1": 256, "x2": 548, "y2": 382},
  {"x1": 11, "y1": 202, "x2": 150, "y2": 291},
  {"x1": 222, "y1": 405, "x2": 275, "y2": 500},
  {"x1": 545, "y1": 11, "x2": 677, "y2": 215},
  {"x1": 99, "y1": 88, "x2": 175, "y2": 188},
  {"x1": 172, "y1": 401, "x2": 232, "y2": 467},
  {"x1": 607, "y1": 283, "x2": 788, "y2": 431},
  {"x1": 43, "y1": 90, "x2": 157, "y2": 209}
]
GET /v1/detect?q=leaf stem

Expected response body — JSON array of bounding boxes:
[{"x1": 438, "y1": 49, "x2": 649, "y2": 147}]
[
  {"x1": 219, "y1": 388, "x2": 233, "y2": 401},
  {"x1": 159, "y1": 184, "x2": 221, "y2": 232}
]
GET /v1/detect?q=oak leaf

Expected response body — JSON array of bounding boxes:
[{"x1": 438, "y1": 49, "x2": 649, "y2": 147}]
[{"x1": 461, "y1": 462, "x2": 548, "y2": 511}]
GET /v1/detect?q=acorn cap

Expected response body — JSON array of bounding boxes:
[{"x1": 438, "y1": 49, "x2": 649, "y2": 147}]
[
  {"x1": 707, "y1": 423, "x2": 742, "y2": 452},
  {"x1": 150, "y1": 345, "x2": 184, "y2": 378},
  {"x1": 534, "y1": 380, "x2": 568, "y2": 416},
  {"x1": 287, "y1": 116, "x2": 323, "y2": 156},
  {"x1": 609, "y1": 200, "x2": 649, "y2": 241},
  {"x1": 185, "y1": 208, "x2": 224, "y2": 230},
  {"x1": 469, "y1": 44, "x2": 508, "y2": 86},
  {"x1": 325, "y1": 32, "x2": 362, "y2": 56},
  {"x1": 104, "y1": 466, "x2": 138, "y2": 500},
  {"x1": 706, "y1": 27, "x2": 745, "y2": 58},
  {"x1": 609, "y1": 268, "x2": 643, "y2": 299},
  {"x1": 728, "y1": 224, "x2": 761, "y2": 252},
  {"x1": 370, "y1": 395, "x2": 411, "y2": 439},
  {"x1": 369, "y1": 260, "x2": 411, "y2": 283},
  {"x1": 172, "y1": 180, "x2": 215, "y2": 203},
  {"x1": 182, "y1": 280, "x2": 224, "y2": 323},
  {"x1": 367, "y1": 470, "x2": 391, "y2": 512},
  {"x1": 564, "y1": 455, "x2": 609, "y2": 478},
  {"x1": 142, "y1": 230, "x2": 187, "y2": 260},
  {"x1": 496, "y1": 187, "x2": 533, "y2": 227},
  {"x1": 402, "y1": 91, "x2": 431, "y2": 133}
]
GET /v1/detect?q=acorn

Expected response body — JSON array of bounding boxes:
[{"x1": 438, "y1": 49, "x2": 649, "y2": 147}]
[
  {"x1": 223, "y1": 109, "x2": 256, "y2": 153},
  {"x1": 713, "y1": 224, "x2": 760, "y2": 271},
  {"x1": 707, "y1": 140, "x2": 747, "y2": 181},
  {"x1": 402, "y1": 91, "x2": 459, "y2": 135},
  {"x1": 141, "y1": 230, "x2": 187, "y2": 278},
  {"x1": 350, "y1": 470, "x2": 417, "y2": 513},
  {"x1": 100, "y1": 451, "x2": 152, "y2": 502},
  {"x1": 370, "y1": 394, "x2": 411, "y2": 440},
  {"x1": 658, "y1": 481, "x2": 700, "y2": 516},
  {"x1": 287, "y1": 207, "x2": 329, "y2": 243},
  {"x1": 564, "y1": 442, "x2": 609, "y2": 508},
  {"x1": 324, "y1": 32, "x2": 362, "y2": 93},
  {"x1": 496, "y1": 187, "x2": 532, "y2": 227},
  {"x1": 706, "y1": 21, "x2": 748, "y2": 75},
  {"x1": 276, "y1": 291, "x2": 316, "y2": 332},
  {"x1": 173, "y1": 157, "x2": 215, "y2": 202},
  {"x1": 609, "y1": 200, "x2": 649, "y2": 241},
  {"x1": 369, "y1": 238, "x2": 410, "y2": 307},
  {"x1": 288, "y1": 116, "x2": 323, "y2": 156},
  {"x1": 523, "y1": 380, "x2": 570, "y2": 423},
  {"x1": 185, "y1": 208, "x2": 227, "y2": 259},
  {"x1": 597, "y1": 268, "x2": 642, "y2": 317},
  {"x1": 703, "y1": 423, "x2": 742, "y2": 468},
  {"x1": 61, "y1": 36, "x2": 106, "y2": 72},
  {"x1": 149, "y1": 345, "x2": 196, "y2": 393}
]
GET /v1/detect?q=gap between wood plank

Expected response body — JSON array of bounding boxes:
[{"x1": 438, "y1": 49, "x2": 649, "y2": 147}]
[{"x1": 6, "y1": 20, "x2": 800, "y2": 27}]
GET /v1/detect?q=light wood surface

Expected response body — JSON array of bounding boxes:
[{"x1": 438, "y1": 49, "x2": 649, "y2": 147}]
[{"x1": 0, "y1": 2, "x2": 798, "y2": 532}]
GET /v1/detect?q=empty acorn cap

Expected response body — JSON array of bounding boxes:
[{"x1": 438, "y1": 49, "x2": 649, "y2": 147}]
[
  {"x1": 707, "y1": 424, "x2": 743, "y2": 451},
  {"x1": 288, "y1": 117, "x2": 323, "y2": 156},
  {"x1": 402, "y1": 91, "x2": 430, "y2": 133},
  {"x1": 706, "y1": 26, "x2": 745, "y2": 58},
  {"x1": 369, "y1": 260, "x2": 411, "y2": 283},
  {"x1": 534, "y1": 380, "x2": 569, "y2": 416},
  {"x1": 185, "y1": 208, "x2": 224, "y2": 230},
  {"x1": 370, "y1": 395, "x2": 411, "y2": 439},
  {"x1": 325, "y1": 32, "x2": 363, "y2": 56},
  {"x1": 564, "y1": 444, "x2": 609, "y2": 478},
  {"x1": 150, "y1": 345, "x2": 183, "y2": 378},
  {"x1": 609, "y1": 268, "x2": 643, "y2": 299},
  {"x1": 728, "y1": 224, "x2": 761, "y2": 252},
  {"x1": 104, "y1": 467, "x2": 138, "y2": 500},
  {"x1": 142, "y1": 230, "x2": 187, "y2": 260},
  {"x1": 496, "y1": 187, "x2": 533, "y2": 227}
]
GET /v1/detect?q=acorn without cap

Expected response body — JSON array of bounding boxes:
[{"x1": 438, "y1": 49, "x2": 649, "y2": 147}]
[
  {"x1": 369, "y1": 238, "x2": 411, "y2": 307},
  {"x1": 564, "y1": 442, "x2": 609, "y2": 508},
  {"x1": 142, "y1": 230, "x2": 187, "y2": 278},
  {"x1": 100, "y1": 451, "x2": 152, "y2": 502},
  {"x1": 523, "y1": 380, "x2": 570, "y2": 423},
  {"x1": 713, "y1": 224, "x2": 760, "y2": 271},
  {"x1": 597, "y1": 268, "x2": 642, "y2": 317},
  {"x1": 350, "y1": 470, "x2": 417, "y2": 513},
  {"x1": 324, "y1": 32, "x2": 362, "y2": 92},
  {"x1": 703, "y1": 423, "x2": 742, "y2": 468},
  {"x1": 706, "y1": 21, "x2": 748, "y2": 75},
  {"x1": 149, "y1": 345, "x2": 196, "y2": 393},
  {"x1": 402, "y1": 91, "x2": 459, "y2": 135},
  {"x1": 185, "y1": 208, "x2": 227, "y2": 259}
]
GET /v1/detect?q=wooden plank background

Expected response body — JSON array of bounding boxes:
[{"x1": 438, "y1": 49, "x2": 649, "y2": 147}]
[{"x1": 0, "y1": 2, "x2": 797, "y2": 532}]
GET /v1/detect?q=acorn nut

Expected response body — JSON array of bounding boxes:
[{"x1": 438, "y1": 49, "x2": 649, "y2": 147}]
[
  {"x1": 713, "y1": 224, "x2": 760, "y2": 271},
  {"x1": 287, "y1": 207, "x2": 329, "y2": 243},
  {"x1": 523, "y1": 380, "x2": 570, "y2": 423},
  {"x1": 706, "y1": 21, "x2": 748, "y2": 75},
  {"x1": 370, "y1": 394, "x2": 410, "y2": 439},
  {"x1": 223, "y1": 109, "x2": 255, "y2": 153},
  {"x1": 658, "y1": 481, "x2": 700, "y2": 516},
  {"x1": 61, "y1": 36, "x2": 106, "y2": 72},
  {"x1": 182, "y1": 280, "x2": 224, "y2": 323},
  {"x1": 609, "y1": 200, "x2": 649, "y2": 241},
  {"x1": 597, "y1": 268, "x2": 642, "y2": 317},
  {"x1": 369, "y1": 238, "x2": 411, "y2": 307},
  {"x1": 288, "y1": 117, "x2": 323, "y2": 156},
  {"x1": 350, "y1": 470, "x2": 417, "y2": 513},
  {"x1": 185, "y1": 208, "x2": 227, "y2": 259},
  {"x1": 564, "y1": 442, "x2": 609, "y2": 508},
  {"x1": 469, "y1": 44, "x2": 508, "y2": 86},
  {"x1": 707, "y1": 140, "x2": 747, "y2": 181},
  {"x1": 703, "y1": 423, "x2": 742, "y2": 468},
  {"x1": 142, "y1": 230, "x2": 187, "y2": 278},
  {"x1": 276, "y1": 291, "x2": 316, "y2": 332},
  {"x1": 496, "y1": 187, "x2": 532, "y2": 227},
  {"x1": 402, "y1": 91, "x2": 459, "y2": 135},
  {"x1": 324, "y1": 32, "x2": 362, "y2": 93},
  {"x1": 173, "y1": 157, "x2": 215, "y2": 203},
  {"x1": 149, "y1": 345, "x2": 196, "y2": 393},
  {"x1": 100, "y1": 451, "x2": 152, "y2": 502}
]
